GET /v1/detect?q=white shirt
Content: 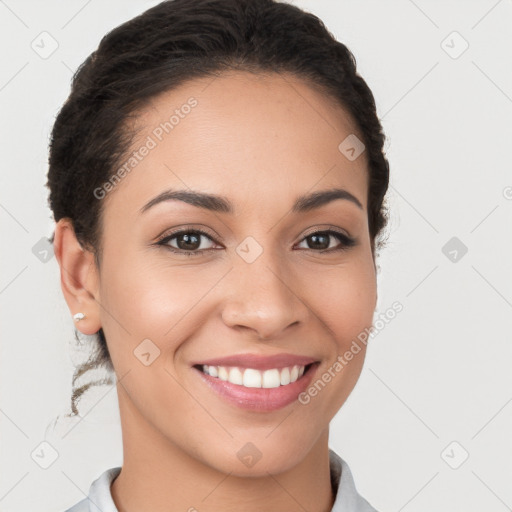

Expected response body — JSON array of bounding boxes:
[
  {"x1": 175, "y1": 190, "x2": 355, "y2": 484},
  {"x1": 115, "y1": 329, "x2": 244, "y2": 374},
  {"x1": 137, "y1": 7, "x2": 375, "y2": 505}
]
[{"x1": 64, "y1": 449, "x2": 379, "y2": 512}]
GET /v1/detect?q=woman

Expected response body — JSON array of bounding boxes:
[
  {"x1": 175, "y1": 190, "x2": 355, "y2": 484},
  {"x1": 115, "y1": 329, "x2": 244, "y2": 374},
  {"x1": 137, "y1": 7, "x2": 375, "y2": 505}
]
[{"x1": 47, "y1": 0, "x2": 390, "y2": 510}]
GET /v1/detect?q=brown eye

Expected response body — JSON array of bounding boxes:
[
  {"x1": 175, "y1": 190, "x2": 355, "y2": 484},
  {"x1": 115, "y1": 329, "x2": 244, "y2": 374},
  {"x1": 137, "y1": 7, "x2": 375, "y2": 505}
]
[
  {"x1": 157, "y1": 229, "x2": 218, "y2": 256},
  {"x1": 296, "y1": 230, "x2": 356, "y2": 252},
  {"x1": 173, "y1": 232, "x2": 202, "y2": 251}
]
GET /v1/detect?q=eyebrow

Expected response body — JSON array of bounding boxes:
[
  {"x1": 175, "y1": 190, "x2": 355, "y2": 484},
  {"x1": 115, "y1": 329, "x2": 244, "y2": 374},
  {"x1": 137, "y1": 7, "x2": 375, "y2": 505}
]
[{"x1": 140, "y1": 187, "x2": 363, "y2": 215}]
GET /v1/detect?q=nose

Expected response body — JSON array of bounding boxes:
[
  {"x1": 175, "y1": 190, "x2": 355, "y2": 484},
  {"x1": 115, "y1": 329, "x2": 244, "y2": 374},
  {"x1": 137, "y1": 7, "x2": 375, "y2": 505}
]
[{"x1": 221, "y1": 253, "x2": 310, "y2": 341}]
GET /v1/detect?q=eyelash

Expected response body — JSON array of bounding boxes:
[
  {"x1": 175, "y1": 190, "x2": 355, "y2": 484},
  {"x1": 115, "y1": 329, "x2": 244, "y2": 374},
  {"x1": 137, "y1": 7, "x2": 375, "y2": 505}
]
[{"x1": 155, "y1": 227, "x2": 356, "y2": 257}]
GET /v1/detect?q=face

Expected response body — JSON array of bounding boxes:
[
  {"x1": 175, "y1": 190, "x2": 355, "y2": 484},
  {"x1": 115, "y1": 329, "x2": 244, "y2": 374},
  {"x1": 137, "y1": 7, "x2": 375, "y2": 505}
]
[{"x1": 82, "y1": 71, "x2": 377, "y2": 476}]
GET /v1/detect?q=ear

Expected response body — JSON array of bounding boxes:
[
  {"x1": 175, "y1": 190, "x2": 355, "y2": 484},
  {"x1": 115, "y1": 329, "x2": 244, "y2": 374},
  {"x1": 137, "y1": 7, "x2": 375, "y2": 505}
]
[{"x1": 53, "y1": 218, "x2": 102, "y2": 336}]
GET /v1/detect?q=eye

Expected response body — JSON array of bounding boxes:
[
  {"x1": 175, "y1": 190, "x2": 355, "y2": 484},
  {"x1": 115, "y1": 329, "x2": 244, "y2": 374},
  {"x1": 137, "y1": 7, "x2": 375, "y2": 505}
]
[
  {"x1": 156, "y1": 228, "x2": 219, "y2": 256},
  {"x1": 296, "y1": 229, "x2": 356, "y2": 252},
  {"x1": 156, "y1": 227, "x2": 356, "y2": 257}
]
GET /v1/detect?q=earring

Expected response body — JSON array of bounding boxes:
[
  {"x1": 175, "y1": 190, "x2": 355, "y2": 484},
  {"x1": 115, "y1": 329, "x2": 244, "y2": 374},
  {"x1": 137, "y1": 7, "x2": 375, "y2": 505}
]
[{"x1": 73, "y1": 312, "x2": 86, "y2": 322}]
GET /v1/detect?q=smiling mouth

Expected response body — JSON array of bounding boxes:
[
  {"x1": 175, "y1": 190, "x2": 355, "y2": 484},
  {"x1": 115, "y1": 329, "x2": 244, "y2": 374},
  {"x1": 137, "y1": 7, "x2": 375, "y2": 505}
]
[{"x1": 193, "y1": 362, "x2": 316, "y2": 389}]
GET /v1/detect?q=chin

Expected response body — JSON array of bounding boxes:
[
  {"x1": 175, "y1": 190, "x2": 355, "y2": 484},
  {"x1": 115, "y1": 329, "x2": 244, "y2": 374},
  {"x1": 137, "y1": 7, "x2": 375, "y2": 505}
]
[{"x1": 190, "y1": 433, "x2": 318, "y2": 478}]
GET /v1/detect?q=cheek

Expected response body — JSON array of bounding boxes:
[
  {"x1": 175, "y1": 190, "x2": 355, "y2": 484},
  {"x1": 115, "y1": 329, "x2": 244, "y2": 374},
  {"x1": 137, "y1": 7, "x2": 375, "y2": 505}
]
[
  {"x1": 305, "y1": 259, "x2": 377, "y2": 345},
  {"x1": 299, "y1": 259, "x2": 376, "y2": 413},
  {"x1": 98, "y1": 251, "x2": 222, "y2": 367},
  {"x1": 97, "y1": 254, "x2": 201, "y2": 421}
]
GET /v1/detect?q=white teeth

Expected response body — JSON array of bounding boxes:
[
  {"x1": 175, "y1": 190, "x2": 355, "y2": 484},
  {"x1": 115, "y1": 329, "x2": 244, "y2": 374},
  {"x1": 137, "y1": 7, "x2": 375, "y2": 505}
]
[
  {"x1": 228, "y1": 367, "x2": 243, "y2": 385},
  {"x1": 262, "y1": 369, "x2": 281, "y2": 388},
  {"x1": 243, "y1": 368, "x2": 262, "y2": 388},
  {"x1": 200, "y1": 364, "x2": 308, "y2": 388},
  {"x1": 280, "y1": 367, "x2": 290, "y2": 385}
]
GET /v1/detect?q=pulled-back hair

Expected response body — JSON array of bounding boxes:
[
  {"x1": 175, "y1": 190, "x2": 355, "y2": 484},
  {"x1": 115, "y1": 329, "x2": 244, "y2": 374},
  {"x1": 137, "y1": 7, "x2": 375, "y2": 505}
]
[{"x1": 46, "y1": 0, "x2": 390, "y2": 416}]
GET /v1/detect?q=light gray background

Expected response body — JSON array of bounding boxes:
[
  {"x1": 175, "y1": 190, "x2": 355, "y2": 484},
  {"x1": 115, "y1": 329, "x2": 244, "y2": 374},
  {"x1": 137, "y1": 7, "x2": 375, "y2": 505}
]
[{"x1": 1, "y1": 1, "x2": 511, "y2": 511}]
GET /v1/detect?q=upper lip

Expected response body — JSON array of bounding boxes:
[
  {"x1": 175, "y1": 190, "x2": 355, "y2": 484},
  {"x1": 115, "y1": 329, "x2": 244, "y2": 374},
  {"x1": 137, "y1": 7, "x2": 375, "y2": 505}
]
[{"x1": 193, "y1": 353, "x2": 318, "y2": 371}]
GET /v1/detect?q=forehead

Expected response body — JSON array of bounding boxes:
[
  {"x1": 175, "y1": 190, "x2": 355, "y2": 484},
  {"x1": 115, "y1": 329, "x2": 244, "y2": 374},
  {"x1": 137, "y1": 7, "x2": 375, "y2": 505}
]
[{"x1": 104, "y1": 70, "x2": 369, "y2": 217}]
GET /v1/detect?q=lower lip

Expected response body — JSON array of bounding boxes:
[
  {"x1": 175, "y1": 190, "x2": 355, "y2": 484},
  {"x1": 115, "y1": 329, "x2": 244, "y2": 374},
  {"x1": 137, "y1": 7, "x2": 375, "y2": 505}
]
[{"x1": 193, "y1": 363, "x2": 320, "y2": 412}]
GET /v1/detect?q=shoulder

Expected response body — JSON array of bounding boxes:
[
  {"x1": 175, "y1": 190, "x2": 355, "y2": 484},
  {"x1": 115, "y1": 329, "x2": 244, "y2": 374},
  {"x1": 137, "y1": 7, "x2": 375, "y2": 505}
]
[{"x1": 329, "y1": 449, "x2": 380, "y2": 512}]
